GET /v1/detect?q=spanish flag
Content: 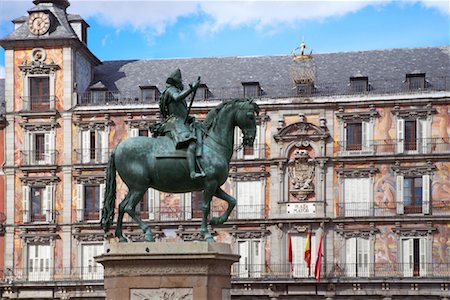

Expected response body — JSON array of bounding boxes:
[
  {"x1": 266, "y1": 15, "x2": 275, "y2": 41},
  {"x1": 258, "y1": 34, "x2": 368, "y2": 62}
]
[
  {"x1": 288, "y1": 232, "x2": 293, "y2": 271},
  {"x1": 304, "y1": 227, "x2": 312, "y2": 276}
]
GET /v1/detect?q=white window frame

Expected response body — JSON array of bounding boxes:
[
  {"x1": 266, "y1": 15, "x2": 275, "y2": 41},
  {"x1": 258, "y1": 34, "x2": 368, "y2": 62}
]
[
  {"x1": 401, "y1": 237, "x2": 429, "y2": 277},
  {"x1": 234, "y1": 180, "x2": 264, "y2": 219},
  {"x1": 235, "y1": 124, "x2": 262, "y2": 160},
  {"x1": 76, "y1": 183, "x2": 105, "y2": 222},
  {"x1": 396, "y1": 174, "x2": 430, "y2": 215},
  {"x1": 27, "y1": 244, "x2": 52, "y2": 281},
  {"x1": 341, "y1": 120, "x2": 373, "y2": 155},
  {"x1": 80, "y1": 243, "x2": 104, "y2": 280},
  {"x1": 342, "y1": 177, "x2": 373, "y2": 217},
  {"x1": 396, "y1": 117, "x2": 430, "y2": 154},
  {"x1": 23, "y1": 130, "x2": 55, "y2": 165},
  {"x1": 80, "y1": 128, "x2": 109, "y2": 164},
  {"x1": 129, "y1": 127, "x2": 150, "y2": 138},
  {"x1": 291, "y1": 234, "x2": 317, "y2": 278},
  {"x1": 345, "y1": 237, "x2": 373, "y2": 277},
  {"x1": 22, "y1": 184, "x2": 55, "y2": 223},
  {"x1": 236, "y1": 239, "x2": 264, "y2": 278}
]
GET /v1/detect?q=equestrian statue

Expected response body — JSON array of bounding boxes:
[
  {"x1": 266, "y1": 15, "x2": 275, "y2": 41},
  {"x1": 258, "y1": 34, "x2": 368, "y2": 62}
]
[{"x1": 101, "y1": 69, "x2": 259, "y2": 242}]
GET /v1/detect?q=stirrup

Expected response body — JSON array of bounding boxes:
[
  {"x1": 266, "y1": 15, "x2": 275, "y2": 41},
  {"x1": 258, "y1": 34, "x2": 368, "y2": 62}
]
[{"x1": 190, "y1": 171, "x2": 206, "y2": 179}]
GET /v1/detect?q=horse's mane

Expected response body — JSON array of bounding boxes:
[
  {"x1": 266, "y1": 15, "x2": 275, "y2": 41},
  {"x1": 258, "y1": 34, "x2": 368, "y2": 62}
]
[{"x1": 203, "y1": 98, "x2": 259, "y2": 131}]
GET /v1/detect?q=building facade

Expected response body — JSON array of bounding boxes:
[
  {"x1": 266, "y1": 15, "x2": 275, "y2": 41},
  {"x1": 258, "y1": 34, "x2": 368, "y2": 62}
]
[{"x1": 0, "y1": 1, "x2": 449, "y2": 299}]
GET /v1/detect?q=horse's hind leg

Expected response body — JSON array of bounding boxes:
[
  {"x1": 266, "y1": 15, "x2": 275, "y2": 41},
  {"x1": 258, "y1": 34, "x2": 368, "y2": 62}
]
[
  {"x1": 125, "y1": 189, "x2": 155, "y2": 242},
  {"x1": 210, "y1": 187, "x2": 236, "y2": 226},
  {"x1": 116, "y1": 193, "x2": 131, "y2": 242}
]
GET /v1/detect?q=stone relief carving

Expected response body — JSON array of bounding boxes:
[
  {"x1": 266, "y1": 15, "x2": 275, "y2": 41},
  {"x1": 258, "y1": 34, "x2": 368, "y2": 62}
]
[
  {"x1": 288, "y1": 149, "x2": 315, "y2": 201},
  {"x1": 131, "y1": 288, "x2": 193, "y2": 300}
]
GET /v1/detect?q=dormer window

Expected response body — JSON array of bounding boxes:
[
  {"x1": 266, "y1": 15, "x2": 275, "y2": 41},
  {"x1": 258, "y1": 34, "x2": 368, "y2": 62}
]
[
  {"x1": 242, "y1": 82, "x2": 261, "y2": 98},
  {"x1": 350, "y1": 76, "x2": 369, "y2": 93},
  {"x1": 196, "y1": 84, "x2": 210, "y2": 101},
  {"x1": 406, "y1": 73, "x2": 426, "y2": 90},
  {"x1": 140, "y1": 86, "x2": 160, "y2": 102}
]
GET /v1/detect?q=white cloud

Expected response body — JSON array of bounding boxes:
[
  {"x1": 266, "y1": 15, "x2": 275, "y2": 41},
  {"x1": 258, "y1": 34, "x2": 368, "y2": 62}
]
[
  {"x1": 0, "y1": 0, "x2": 448, "y2": 39},
  {"x1": 0, "y1": 65, "x2": 5, "y2": 79}
]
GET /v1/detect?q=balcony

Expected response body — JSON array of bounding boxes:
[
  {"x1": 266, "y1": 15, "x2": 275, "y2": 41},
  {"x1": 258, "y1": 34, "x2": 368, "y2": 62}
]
[
  {"x1": 336, "y1": 138, "x2": 450, "y2": 156},
  {"x1": 20, "y1": 96, "x2": 55, "y2": 112},
  {"x1": 2, "y1": 267, "x2": 103, "y2": 283},
  {"x1": 20, "y1": 150, "x2": 57, "y2": 166},
  {"x1": 231, "y1": 263, "x2": 450, "y2": 280},
  {"x1": 75, "y1": 148, "x2": 109, "y2": 164},
  {"x1": 232, "y1": 143, "x2": 267, "y2": 160},
  {"x1": 337, "y1": 201, "x2": 446, "y2": 217},
  {"x1": 76, "y1": 209, "x2": 100, "y2": 222},
  {"x1": 22, "y1": 210, "x2": 56, "y2": 223}
]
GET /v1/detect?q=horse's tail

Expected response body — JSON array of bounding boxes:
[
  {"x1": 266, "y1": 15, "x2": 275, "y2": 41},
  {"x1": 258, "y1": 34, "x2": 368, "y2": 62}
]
[{"x1": 101, "y1": 148, "x2": 117, "y2": 232}]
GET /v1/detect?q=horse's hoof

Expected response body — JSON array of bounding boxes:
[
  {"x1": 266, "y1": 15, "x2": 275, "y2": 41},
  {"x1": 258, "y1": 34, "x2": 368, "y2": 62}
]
[
  {"x1": 118, "y1": 237, "x2": 128, "y2": 243},
  {"x1": 205, "y1": 236, "x2": 216, "y2": 243},
  {"x1": 144, "y1": 234, "x2": 155, "y2": 242}
]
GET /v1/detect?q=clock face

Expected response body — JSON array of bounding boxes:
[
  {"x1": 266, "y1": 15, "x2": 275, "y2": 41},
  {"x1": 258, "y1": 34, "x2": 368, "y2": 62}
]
[{"x1": 28, "y1": 12, "x2": 50, "y2": 35}]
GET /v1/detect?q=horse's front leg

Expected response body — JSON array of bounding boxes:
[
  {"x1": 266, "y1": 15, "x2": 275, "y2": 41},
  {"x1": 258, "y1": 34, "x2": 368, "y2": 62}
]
[
  {"x1": 201, "y1": 183, "x2": 217, "y2": 243},
  {"x1": 210, "y1": 187, "x2": 236, "y2": 226}
]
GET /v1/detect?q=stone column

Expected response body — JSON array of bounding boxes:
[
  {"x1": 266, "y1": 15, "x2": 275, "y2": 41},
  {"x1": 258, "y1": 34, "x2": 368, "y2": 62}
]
[{"x1": 96, "y1": 242, "x2": 239, "y2": 300}]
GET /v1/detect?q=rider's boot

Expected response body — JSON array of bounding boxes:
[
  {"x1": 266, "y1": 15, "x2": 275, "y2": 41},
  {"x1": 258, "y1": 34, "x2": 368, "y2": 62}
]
[{"x1": 187, "y1": 143, "x2": 205, "y2": 179}]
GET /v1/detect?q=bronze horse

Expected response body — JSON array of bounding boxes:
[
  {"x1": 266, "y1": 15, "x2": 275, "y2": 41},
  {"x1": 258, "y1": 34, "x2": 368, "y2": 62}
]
[{"x1": 101, "y1": 99, "x2": 259, "y2": 242}]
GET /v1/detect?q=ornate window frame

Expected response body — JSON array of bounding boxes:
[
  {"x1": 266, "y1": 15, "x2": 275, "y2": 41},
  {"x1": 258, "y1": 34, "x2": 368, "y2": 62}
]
[{"x1": 19, "y1": 48, "x2": 59, "y2": 111}]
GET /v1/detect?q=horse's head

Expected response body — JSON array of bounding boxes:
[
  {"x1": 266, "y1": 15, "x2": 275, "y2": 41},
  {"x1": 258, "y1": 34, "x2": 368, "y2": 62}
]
[{"x1": 235, "y1": 99, "x2": 260, "y2": 147}]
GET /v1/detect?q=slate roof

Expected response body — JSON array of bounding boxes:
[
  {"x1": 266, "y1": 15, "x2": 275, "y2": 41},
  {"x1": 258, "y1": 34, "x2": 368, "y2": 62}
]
[
  {"x1": 89, "y1": 46, "x2": 450, "y2": 100},
  {"x1": 0, "y1": 79, "x2": 5, "y2": 115}
]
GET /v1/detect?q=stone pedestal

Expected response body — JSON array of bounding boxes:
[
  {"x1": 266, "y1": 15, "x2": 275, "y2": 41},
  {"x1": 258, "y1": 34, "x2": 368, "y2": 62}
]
[{"x1": 96, "y1": 242, "x2": 239, "y2": 300}]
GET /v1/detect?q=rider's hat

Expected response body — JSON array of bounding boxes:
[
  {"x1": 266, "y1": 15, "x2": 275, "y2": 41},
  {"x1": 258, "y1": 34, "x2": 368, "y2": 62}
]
[{"x1": 166, "y1": 68, "x2": 182, "y2": 87}]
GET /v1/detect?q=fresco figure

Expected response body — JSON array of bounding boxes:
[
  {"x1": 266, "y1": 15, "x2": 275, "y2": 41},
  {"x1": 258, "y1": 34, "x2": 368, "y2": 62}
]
[
  {"x1": 435, "y1": 106, "x2": 450, "y2": 152},
  {"x1": 376, "y1": 108, "x2": 393, "y2": 153}
]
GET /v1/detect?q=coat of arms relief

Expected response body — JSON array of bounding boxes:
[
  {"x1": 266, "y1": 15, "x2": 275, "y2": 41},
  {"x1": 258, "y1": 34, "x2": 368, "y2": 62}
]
[{"x1": 288, "y1": 149, "x2": 315, "y2": 201}]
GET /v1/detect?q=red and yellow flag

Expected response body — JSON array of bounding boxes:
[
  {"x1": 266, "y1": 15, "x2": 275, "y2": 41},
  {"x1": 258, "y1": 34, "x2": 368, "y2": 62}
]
[
  {"x1": 288, "y1": 232, "x2": 293, "y2": 267},
  {"x1": 304, "y1": 227, "x2": 312, "y2": 276}
]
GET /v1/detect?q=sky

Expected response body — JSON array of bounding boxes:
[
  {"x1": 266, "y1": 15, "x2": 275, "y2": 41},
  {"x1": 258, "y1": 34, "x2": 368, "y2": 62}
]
[{"x1": 0, "y1": 0, "x2": 449, "y2": 78}]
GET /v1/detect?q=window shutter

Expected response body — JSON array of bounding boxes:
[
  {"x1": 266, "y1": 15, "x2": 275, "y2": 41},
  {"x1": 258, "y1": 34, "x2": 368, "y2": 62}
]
[
  {"x1": 416, "y1": 119, "x2": 423, "y2": 153},
  {"x1": 291, "y1": 235, "x2": 303, "y2": 277},
  {"x1": 130, "y1": 128, "x2": 139, "y2": 138},
  {"x1": 358, "y1": 238, "x2": 370, "y2": 277},
  {"x1": 81, "y1": 130, "x2": 91, "y2": 163},
  {"x1": 396, "y1": 175, "x2": 404, "y2": 214},
  {"x1": 44, "y1": 133, "x2": 51, "y2": 164},
  {"x1": 99, "y1": 183, "x2": 105, "y2": 220},
  {"x1": 24, "y1": 131, "x2": 31, "y2": 164},
  {"x1": 238, "y1": 241, "x2": 250, "y2": 278},
  {"x1": 29, "y1": 133, "x2": 36, "y2": 164},
  {"x1": 23, "y1": 186, "x2": 30, "y2": 222},
  {"x1": 397, "y1": 118, "x2": 405, "y2": 153},
  {"x1": 363, "y1": 121, "x2": 373, "y2": 151},
  {"x1": 402, "y1": 239, "x2": 414, "y2": 277},
  {"x1": 76, "y1": 184, "x2": 85, "y2": 222},
  {"x1": 342, "y1": 122, "x2": 347, "y2": 152},
  {"x1": 346, "y1": 237, "x2": 357, "y2": 277},
  {"x1": 148, "y1": 188, "x2": 156, "y2": 220},
  {"x1": 419, "y1": 238, "x2": 427, "y2": 276},
  {"x1": 235, "y1": 127, "x2": 243, "y2": 159},
  {"x1": 43, "y1": 185, "x2": 53, "y2": 222},
  {"x1": 422, "y1": 175, "x2": 430, "y2": 214},
  {"x1": 101, "y1": 130, "x2": 109, "y2": 163},
  {"x1": 252, "y1": 240, "x2": 263, "y2": 278},
  {"x1": 184, "y1": 193, "x2": 192, "y2": 220},
  {"x1": 419, "y1": 119, "x2": 430, "y2": 153}
]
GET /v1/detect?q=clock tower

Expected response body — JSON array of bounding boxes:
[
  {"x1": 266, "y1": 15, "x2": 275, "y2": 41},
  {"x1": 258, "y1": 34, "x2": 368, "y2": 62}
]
[{"x1": 0, "y1": 0, "x2": 100, "y2": 278}]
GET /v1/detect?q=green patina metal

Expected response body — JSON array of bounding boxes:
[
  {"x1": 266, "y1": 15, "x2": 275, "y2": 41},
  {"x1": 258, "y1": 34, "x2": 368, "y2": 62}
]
[{"x1": 101, "y1": 70, "x2": 259, "y2": 243}]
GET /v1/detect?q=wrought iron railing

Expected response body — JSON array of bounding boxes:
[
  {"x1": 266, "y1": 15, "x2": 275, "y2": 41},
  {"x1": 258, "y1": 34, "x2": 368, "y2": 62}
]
[
  {"x1": 20, "y1": 95, "x2": 55, "y2": 111},
  {"x1": 22, "y1": 209, "x2": 56, "y2": 223},
  {"x1": 338, "y1": 202, "x2": 435, "y2": 217},
  {"x1": 76, "y1": 76, "x2": 450, "y2": 106},
  {"x1": 232, "y1": 143, "x2": 268, "y2": 160},
  {"x1": 20, "y1": 150, "x2": 58, "y2": 166},
  {"x1": 2, "y1": 266, "x2": 104, "y2": 283},
  {"x1": 74, "y1": 148, "x2": 109, "y2": 164},
  {"x1": 231, "y1": 263, "x2": 450, "y2": 279},
  {"x1": 336, "y1": 137, "x2": 450, "y2": 156}
]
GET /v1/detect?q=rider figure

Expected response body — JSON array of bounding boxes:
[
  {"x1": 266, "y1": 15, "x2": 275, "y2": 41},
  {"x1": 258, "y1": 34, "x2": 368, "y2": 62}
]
[{"x1": 159, "y1": 69, "x2": 206, "y2": 179}]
